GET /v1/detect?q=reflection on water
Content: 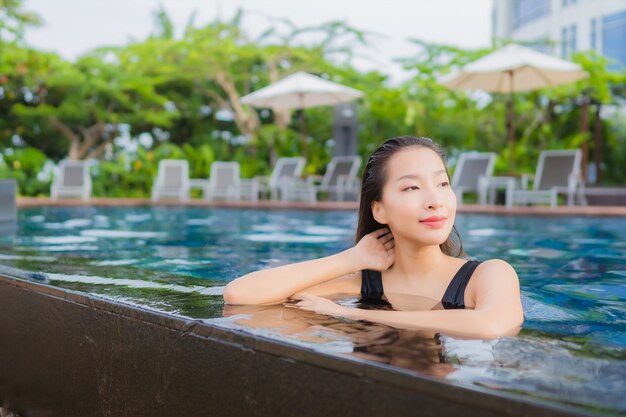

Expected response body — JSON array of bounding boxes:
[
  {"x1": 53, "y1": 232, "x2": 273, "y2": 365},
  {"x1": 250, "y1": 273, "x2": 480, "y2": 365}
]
[
  {"x1": 215, "y1": 301, "x2": 455, "y2": 378},
  {"x1": 0, "y1": 207, "x2": 625, "y2": 415},
  {"x1": 210, "y1": 299, "x2": 626, "y2": 414}
]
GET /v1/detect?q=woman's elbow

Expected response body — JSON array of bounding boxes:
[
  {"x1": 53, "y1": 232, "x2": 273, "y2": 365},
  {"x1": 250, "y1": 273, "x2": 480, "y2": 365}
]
[
  {"x1": 223, "y1": 278, "x2": 268, "y2": 305},
  {"x1": 223, "y1": 281, "x2": 245, "y2": 305},
  {"x1": 485, "y1": 314, "x2": 524, "y2": 339},
  {"x1": 222, "y1": 272, "x2": 290, "y2": 306}
]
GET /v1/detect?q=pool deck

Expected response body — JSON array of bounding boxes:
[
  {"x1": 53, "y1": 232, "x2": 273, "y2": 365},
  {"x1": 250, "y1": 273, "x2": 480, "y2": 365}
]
[{"x1": 16, "y1": 197, "x2": 626, "y2": 216}]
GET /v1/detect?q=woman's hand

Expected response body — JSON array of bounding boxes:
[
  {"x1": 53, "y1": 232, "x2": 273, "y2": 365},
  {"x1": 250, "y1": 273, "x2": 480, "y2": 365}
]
[
  {"x1": 349, "y1": 227, "x2": 395, "y2": 271},
  {"x1": 288, "y1": 292, "x2": 350, "y2": 317}
]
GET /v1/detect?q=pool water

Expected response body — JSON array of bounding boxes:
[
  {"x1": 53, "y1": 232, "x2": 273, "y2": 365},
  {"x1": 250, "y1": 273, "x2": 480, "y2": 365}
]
[{"x1": 1, "y1": 206, "x2": 625, "y2": 415}]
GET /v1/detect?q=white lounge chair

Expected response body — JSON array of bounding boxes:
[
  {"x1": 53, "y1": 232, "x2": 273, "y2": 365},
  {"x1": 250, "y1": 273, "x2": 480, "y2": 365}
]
[
  {"x1": 282, "y1": 156, "x2": 362, "y2": 202},
  {"x1": 451, "y1": 152, "x2": 496, "y2": 205},
  {"x1": 203, "y1": 162, "x2": 243, "y2": 201},
  {"x1": 256, "y1": 157, "x2": 306, "y2": 200},
  {"x1": 0, "y1": 179, "x2": 17, "y2": 236},
  {"x1": 510, "y1": 149, "x2": 587, "y2": 207},
  {"x1": 151, "y1": 159, "x2": 190, "y2": 201},
  {"x1": 51, "y1": 160, "x2": 92, "y2": 200},
  {"x1": 0, "y1": 179, "x2": 17, "y2": 222}
]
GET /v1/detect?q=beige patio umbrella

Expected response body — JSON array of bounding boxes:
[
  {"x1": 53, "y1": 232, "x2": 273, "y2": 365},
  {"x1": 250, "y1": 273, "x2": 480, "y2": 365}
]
[
  {"x1": 241, "y1": 71, "x2": 364, "y2": 156},
  {"x1": 440, "y1": 44, "x2": 587, "y2": 169}
]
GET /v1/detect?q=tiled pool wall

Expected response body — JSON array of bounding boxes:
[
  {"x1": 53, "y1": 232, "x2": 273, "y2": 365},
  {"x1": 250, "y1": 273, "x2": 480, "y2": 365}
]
[{"x1": 0, "y1": 274, "x2": 599, "y2": 417}]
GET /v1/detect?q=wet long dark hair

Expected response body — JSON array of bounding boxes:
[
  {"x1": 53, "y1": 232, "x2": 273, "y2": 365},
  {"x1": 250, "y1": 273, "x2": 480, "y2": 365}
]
[{"x1": 355, "y1": 136, "x2": 464, "y2": 257}]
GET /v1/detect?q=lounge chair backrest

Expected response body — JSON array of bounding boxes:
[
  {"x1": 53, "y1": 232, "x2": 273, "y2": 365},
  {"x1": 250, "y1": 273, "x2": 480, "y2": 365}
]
[
  {"x1": 534, "y1": 150, "x2": 581, "y2": 190},
  {"x1": 56, "y1": 160, "x2": 91, "y2": 188},
  {"x1": 210, "y1": 162, "x2": 240, "y2": 189},
  {"x1": 157, "y1": 160, "x2": 189, "y2": 188},
  {"x1": 269, "y1": 157, "x2": 305, "y2": 187},
  {"x1": 163, "y1": 166, "x2": 183, "y2": 187},
  {"x1": 0, "y1": 179, "x2": 17, "y2": 222},
  {"x1": 451, "y1": 152, "x2": 496, "y2": 191},
  {"x1": 63, "y1": 166, "x2": 85, "y2": 187},
  {"x1": 322, "y1": 156, "x2": 362, "y2": 188}
]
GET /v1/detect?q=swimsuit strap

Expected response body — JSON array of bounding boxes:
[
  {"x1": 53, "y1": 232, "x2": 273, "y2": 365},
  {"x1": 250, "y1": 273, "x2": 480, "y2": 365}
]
[
  {"x1": 441, "y1": 260, "x2": 482, "y2": 309},
  {"x1": 360, "y1": 260, "x2": 482, "y2": 310}
]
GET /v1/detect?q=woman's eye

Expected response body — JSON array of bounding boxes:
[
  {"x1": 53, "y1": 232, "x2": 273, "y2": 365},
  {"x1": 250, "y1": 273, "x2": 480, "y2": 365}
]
[
  {"x1": 440, "y1": 181, "x2": 450, "y2": 187},
  {"x1": 403, "y1": 186, "x2": 419, "y2": 191}
]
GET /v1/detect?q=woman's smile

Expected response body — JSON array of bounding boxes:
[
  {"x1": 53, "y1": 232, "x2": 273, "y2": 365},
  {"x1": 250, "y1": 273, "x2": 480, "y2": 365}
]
[{"x1": 419, "y1": 215, "x2": 447, "y2": 229}]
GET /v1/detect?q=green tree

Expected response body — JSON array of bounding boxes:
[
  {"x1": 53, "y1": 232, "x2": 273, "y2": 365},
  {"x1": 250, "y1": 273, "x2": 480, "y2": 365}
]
[
  {"x1": 9, "y1": 49, "x2": 178, "y2": 160},
  {"x1": 0, "y1": 42, "x2": 68, "y2": 158},
  {"x1": 0, "y1": 0, "x2": 41, "y2": 43},
  {"x1": 398, "y1": 40, "x2": 497, "y2": 157},
  {"x1": 0, "y1": 146, "x2": 50, "y2": 195}
]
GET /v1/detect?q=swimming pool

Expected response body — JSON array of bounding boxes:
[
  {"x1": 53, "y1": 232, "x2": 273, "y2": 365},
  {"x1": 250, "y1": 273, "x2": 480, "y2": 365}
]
[{"x1": 1, "y1": 206, "x2": 624, "y2": 415}]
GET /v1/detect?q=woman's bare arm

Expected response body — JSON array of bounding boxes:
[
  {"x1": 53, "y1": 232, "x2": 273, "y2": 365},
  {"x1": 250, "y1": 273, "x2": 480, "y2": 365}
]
[
  {"x1": 223, "y1": 228, "x2": 394, "y2": 305},
  {"x1": 223, "y1": 250, "x2": 359, "y2": 305},
  {"x1": 293, "y1": 259, "x2": 524, "y2": 339}
]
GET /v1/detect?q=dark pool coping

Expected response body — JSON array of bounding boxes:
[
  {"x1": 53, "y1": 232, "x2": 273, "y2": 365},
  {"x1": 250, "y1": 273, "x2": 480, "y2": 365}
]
[
  {"x1": 0, "y1": 273, "x2": 608, "y2": 417},
  {"x1": 16, "y1": 197, "x2": 626, "y2": 216}
]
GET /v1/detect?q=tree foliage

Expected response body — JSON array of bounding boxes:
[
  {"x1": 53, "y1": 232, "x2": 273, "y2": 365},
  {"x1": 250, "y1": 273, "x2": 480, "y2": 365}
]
[
  {"x1": 1, "y1": 2, "x2": 625, "y2": 197},
  {"x1": 0, "y1": 0, "x2": 41, "y2": 42}
]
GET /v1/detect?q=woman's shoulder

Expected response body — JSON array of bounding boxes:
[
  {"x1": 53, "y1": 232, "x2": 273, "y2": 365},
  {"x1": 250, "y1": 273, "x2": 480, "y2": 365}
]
[
  {"x1": 468, "y1": 258, "x2": 520, "y2": 294},
  {"x1": 462, "y1": 259, "x2": 520, "y2": 308},
  {"x1": 474, "y1": 258, "x2": 517, "y2": 278}
]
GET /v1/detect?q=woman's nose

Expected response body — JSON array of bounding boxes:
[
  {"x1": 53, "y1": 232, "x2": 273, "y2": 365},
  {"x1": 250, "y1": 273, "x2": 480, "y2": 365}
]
[
  {"x1": 424, "y1": 189, "x2": 443, "y2": 210},
  {"x1": 426, "y1": 201, "x2": 443, "y2": 210}
]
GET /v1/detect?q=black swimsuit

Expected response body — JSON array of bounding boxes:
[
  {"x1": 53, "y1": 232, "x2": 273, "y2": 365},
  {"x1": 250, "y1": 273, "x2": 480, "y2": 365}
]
[{"x1": 360, "y1": 260, "x2": 482, "y2": 309}]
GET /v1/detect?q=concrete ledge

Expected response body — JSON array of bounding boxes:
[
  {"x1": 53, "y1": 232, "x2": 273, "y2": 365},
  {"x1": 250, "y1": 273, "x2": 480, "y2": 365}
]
[{"x1": 0, "y1": 274, "x2": 599, "y2": 417}]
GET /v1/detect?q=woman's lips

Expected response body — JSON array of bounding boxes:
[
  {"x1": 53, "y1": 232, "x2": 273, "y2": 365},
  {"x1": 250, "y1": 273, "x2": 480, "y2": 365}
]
[{"x1": 419, "y1": 216, "x2": 447, "y2": 228}]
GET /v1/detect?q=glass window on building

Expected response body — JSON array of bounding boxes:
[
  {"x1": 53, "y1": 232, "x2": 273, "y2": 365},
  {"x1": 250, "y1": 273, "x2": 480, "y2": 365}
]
[
  {"x1": 591, "y1": 18, "x2": 597, "y2": 50},
  {"x1": 571, "y1": 24, "x2": 577, "y2": 53},
  {"x1": 602, "y1": 10, "x2": 626, "y2": 70},
  {"x1": 563, "y1": 0, "x2": 577, "y2": 9},
  {"x1": 562, "y1": 26, "x2": 569, "y2": 58},
  {"x1": 514, "y1": 0, "x2": 549, "y2": 28},
  {"x1": 532, "y1": 42, "x2": 552, "y2": 54}
]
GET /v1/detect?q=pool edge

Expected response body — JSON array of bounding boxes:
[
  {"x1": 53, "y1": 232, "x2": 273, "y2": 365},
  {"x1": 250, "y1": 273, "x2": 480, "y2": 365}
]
[
  {"x1": 0, "y1": 273, "x2": 607, "y2": 417},
  {"x1": 15, "y1": 197, "x2": 626, "y2": 216}
]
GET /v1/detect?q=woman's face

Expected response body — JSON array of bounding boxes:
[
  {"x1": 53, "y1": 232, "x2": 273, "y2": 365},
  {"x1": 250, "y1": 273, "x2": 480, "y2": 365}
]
[{"x1": 372, "y1": 146, "x2": 457, "y2": 246}]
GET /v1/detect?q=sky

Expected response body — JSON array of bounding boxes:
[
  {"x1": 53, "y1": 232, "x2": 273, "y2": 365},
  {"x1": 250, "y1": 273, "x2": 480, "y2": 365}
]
[{"x1": 22, "y1": 0, "x2": 493, "y2": 83}]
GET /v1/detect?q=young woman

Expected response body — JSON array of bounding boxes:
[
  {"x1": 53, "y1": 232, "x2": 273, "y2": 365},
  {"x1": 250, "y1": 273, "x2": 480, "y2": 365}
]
[{"x1": 223, "y1": 136, "x2": 524, "y2": 339}]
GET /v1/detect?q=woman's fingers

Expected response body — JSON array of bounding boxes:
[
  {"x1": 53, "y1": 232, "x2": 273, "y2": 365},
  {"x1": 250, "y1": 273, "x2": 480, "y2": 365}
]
[
  {"x1": 284, "y1": 303, "x2": 300, "y2": 309},
  {"x1": 384, "y1": 240, "x2": 394, "y2": 250},
  {"x1": 370, "y1": 227, "x2": 390, "y2": 238},
  {"x1": 289, "y1": 292, "x2": 318, "y2": 307},
  {"x1": 291, "y1": 291, "x2": 313, "y2": 300},
  {"x1": 379, "y1": 232, "x2": 394, "y2": 244}
]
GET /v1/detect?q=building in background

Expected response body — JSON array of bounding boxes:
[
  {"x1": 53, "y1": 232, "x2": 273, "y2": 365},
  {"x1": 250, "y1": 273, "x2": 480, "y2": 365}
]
[{"x1": 492, "y1": 0, "x2": 626, "y2": 70}]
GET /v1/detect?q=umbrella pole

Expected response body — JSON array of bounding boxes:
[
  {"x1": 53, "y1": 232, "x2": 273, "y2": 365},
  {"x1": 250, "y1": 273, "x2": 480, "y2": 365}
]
[
  {"x1": 507, "y1": 94, "x2": 515, "y2": 171},
  {"x1": 580, "y1": 95, "x2": 590, "y2": 183},
  {"x1": 506, "y1": 70, "x2": 516, "y2": 171},
  {"x1": 594, "y1": 103, "x2": 603, "y2": 185},
  {"x1": 297, "y1": 91, "x2": 308, "y2": 159},
  {"x1": 299, "y1": 109, "x2": 308, "y2": 159}
]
